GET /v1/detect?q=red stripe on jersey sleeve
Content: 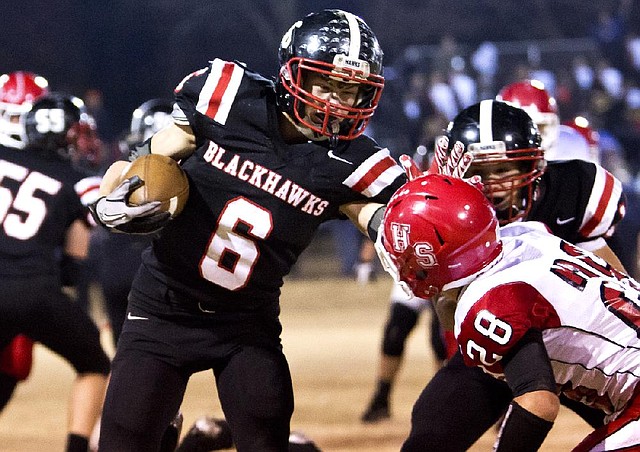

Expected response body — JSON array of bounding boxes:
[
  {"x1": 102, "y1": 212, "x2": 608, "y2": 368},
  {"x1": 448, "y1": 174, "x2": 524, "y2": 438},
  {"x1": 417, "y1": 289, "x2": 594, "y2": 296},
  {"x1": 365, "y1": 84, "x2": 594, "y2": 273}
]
[
  {"x1": 78, "y1": 182, "x2": 100, "y2": 199},
  {"x1": 351, "y1": 156, "x2": 397, "y2": 194},
  {"x1": 205, "y1": 62, "x2": 235, "y2": 119},
  {"x1": 581, "y1": 171, "x2": 614, "y2": 237}
]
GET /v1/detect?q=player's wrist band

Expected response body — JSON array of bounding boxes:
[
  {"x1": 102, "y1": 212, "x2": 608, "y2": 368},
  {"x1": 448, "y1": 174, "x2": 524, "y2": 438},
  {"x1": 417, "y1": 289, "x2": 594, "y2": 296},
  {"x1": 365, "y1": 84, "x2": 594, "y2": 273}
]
[
  {"x1": 87, "y1": 197, "x2": 108, "y2": 229},
  {"x1": 367, "y1": 205, "x2": 386, "y2": 242}
]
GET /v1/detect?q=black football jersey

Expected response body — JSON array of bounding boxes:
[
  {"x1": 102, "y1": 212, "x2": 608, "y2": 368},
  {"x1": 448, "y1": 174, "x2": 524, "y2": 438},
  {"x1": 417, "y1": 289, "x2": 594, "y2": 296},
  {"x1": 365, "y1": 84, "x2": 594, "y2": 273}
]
[
  {"x1": 0, "y1": 145, "x2": 101, "y2": 277},
  {"x1": 138, "y1": 59, "x2": 406, "y2": 309},
  {"x1": 528, "y1": 159, "x2": 625, "y2": 246}
]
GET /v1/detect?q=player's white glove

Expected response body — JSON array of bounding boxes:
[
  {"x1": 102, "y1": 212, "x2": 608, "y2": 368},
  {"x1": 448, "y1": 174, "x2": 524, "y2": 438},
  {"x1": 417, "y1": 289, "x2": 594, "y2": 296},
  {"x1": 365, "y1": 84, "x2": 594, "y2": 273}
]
[
  {"x1": 398, "y1": 137, "x2": 478, "y2": 184},
  {"x1": 434, "y1": 136, "x2": 474, "y2": 177},
  {"x1": 88, "y1": 176, "x2": 170, "y2": 234}
]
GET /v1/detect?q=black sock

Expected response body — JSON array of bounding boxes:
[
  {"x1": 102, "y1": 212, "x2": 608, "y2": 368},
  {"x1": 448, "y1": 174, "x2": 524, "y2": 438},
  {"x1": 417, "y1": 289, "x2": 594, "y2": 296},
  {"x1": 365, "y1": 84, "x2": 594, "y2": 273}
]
[
  {"x1": 66, "y1": 433, "x2": 89, "y2": 452},
  {"x1": 374, "y1": 380, "x2": 392, "y2": 404}
]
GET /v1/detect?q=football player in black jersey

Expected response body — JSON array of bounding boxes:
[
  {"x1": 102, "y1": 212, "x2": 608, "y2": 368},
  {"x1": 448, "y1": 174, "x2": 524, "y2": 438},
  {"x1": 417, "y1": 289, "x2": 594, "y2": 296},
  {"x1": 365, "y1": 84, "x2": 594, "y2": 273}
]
[
  {"x1": 89, "y1": 10, "x2": 406, "y2": 452},
  {"x1": 401, "y1": 100, "x2": 626, "y2": 451},
  {"x1": 0, "y1": 70, "x2": 51, "y2": 414},
  {"x1": 0, "y1": 92, "x2": 110, "y2": 452}
]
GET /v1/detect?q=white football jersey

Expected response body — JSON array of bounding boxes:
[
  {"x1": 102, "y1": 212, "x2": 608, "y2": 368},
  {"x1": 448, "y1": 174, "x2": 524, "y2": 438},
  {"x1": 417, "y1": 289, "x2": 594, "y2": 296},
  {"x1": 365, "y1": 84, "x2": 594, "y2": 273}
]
[{"x1": 454, "y1": 221, "x2": 640, "y2": 422}]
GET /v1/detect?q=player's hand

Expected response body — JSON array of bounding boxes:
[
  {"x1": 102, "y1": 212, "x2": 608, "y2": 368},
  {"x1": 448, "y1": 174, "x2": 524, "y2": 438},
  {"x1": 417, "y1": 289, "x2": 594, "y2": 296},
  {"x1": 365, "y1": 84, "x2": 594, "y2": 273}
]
[
  {"x1": 434, "y1": 136, "x2": 473, "y2": 178},
  {"x1": 399, "y1": 154, "x2": 423, "y2": 181},
  {"x1": 434, "y1": 136, "x2": 483, "y2": 190},
  {"x1": 89, "y1": 176, "x2": 170, "y2": 234}
]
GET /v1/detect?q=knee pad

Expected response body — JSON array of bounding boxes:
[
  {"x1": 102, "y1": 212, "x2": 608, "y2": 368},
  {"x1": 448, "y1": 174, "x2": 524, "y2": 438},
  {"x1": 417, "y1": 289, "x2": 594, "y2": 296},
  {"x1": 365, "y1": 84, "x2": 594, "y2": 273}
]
[{"x1": 382, "y1": 303, "x2": 419, "y2": 356}]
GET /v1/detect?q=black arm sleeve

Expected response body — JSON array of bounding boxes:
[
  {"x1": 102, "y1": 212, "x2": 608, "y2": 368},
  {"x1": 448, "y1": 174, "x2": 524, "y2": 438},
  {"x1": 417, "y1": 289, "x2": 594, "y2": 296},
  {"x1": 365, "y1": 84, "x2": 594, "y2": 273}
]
[
  {"x1": 495, "y1": 401, "x2": 554, "y2": 452},
  {"x1": 502, "y1": 328, "x2": 556, "y2": 397}
]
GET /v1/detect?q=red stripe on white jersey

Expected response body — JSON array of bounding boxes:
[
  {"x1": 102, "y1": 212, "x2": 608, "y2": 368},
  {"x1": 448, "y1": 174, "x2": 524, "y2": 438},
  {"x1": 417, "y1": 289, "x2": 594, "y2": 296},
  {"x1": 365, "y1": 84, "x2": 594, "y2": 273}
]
[
  {"x1": 343, "y1": 148, "x2": 404, "y2": 197},
  {"x1": 580, "y1": 165, "x2": 622, "y2": 238},
  {"x1": 196, "y1": 59, "x2": 244, "y2": 125}
]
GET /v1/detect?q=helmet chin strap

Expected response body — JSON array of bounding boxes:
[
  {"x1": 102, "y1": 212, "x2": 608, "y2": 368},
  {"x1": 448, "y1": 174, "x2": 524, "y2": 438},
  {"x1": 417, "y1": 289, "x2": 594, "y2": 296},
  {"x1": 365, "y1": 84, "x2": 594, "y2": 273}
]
[{"x1": 329, "y1": 122, "x2": 340, "y2": 150}]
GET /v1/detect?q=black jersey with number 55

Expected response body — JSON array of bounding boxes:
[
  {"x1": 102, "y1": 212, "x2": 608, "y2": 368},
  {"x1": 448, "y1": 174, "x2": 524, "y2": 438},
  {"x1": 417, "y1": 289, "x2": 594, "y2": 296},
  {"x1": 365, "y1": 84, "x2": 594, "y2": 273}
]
[
  {"x1": 136, "y1": 59, "x2": 406, "y2": 310},
  {"x1": 0, "y1": 145, "x2": 100, "y2": 277}
]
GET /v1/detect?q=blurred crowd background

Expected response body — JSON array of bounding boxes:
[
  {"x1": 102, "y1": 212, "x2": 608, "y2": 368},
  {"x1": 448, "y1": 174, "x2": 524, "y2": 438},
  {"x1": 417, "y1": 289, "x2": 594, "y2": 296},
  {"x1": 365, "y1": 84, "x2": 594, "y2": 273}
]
[{"x1": 4, "y1": 0, "x2": 640, "y2": 277}]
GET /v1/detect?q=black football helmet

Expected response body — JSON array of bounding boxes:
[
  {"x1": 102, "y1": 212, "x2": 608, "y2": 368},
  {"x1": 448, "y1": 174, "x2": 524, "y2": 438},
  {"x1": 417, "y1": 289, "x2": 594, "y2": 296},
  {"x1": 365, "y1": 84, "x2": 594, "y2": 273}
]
[
  {"x1": 130, "y1": 98, "x2": 174, "y2": 143},
  {"x1": 276, "y1": 9, "x2": 384, "y2": 141},
  {"x1": 23, "y1": 92, "x2": 99, "y2": 162},
  {"x1": 445, "y1": 100, "x2": 545, "y2": 224}
]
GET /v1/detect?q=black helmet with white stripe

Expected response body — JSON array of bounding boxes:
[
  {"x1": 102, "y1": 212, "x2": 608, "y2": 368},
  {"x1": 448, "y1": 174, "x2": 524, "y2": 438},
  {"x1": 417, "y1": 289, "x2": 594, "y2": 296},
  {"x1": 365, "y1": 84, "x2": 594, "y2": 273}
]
[
  {"x1": 445, "y1": 100, "x2": 545, "y2": 224},
  {"x1": 276, "y1": 9, "x2": 384, "y2": 141},
  {"x1": 23, "y1": 92, "x2": 90, "y2": 159},
  {"x1": 130, "y1": 98, "x2": 174, "y2": 143}
]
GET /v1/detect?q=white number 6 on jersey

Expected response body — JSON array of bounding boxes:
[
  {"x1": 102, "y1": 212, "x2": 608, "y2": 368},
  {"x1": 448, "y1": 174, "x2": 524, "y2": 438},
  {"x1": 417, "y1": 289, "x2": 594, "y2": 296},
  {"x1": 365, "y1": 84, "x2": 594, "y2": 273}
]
[{"x1": 200, "y1": 197, "x2": 272, "y2": 290}]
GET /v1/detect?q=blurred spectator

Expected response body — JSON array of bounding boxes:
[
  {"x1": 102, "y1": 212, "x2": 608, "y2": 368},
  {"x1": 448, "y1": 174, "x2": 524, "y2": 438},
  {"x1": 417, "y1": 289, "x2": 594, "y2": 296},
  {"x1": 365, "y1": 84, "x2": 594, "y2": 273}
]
[
  {"x1": 528, "y1": 44, "x2": 556, "y2": 95},
  {"x1": 432, "y1": 34, "x2": 459, "y2": 76},
  {"x1": 625, "y1": 32, "x2": 640, "y2": 77},
  {"x1": 401, "y1": 71, "x2": 430, "y2": 150},
  {"x1": 448, "y1": 56, "x2": 477, "y2": 108},
  {"x1": 471, "y1": 41, "x2": 499, "y2": 99},
  {"x1": 83, "y1": 88, "x2": 115, "y2": 141},
  {"x1": 590, "y1": 3, "x2": 630, "y2": 66},
  {"x1": 427, "y1": 70, "x2": 458, "y2": 120},
  {"x1": 596, "y1": 58, "x2": 625, "y2": 99}
]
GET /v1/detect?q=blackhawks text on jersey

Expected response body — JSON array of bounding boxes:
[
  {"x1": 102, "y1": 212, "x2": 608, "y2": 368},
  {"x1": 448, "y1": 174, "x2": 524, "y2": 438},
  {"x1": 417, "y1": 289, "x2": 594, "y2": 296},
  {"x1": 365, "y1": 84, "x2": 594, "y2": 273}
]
[{"x1": 133, "y1": 59, "x2": 405, "y2": 310}]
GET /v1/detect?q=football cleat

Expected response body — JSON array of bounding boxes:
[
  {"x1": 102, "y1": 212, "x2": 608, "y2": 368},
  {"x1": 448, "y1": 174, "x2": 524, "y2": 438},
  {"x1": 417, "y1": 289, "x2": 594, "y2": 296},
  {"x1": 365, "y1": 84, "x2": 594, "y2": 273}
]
[
  {"x1": 361, "y1": 398, "x2": 390, "y2": 423},
  {"x1": 288, "y1": 431, "x2": 322, "y2": 452},
  {"x1": 159, "y1": 411, "x2": 184, "y2": 452},
  {"x1": 176, "y1": 416, "x2": 233, "y2": 452}
]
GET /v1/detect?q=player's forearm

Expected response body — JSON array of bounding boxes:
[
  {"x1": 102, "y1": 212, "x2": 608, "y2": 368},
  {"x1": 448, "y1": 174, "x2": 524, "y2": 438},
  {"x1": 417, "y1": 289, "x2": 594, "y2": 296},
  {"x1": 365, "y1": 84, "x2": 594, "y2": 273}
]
[
  {"x1": 340, "y1": 201, "x2": 385, "y2": 237},
  {"x1": 99, "y1": 160, "x2": 130, "y2": 195},
  {"x1": 149, "y1": 122, "x2": 196, "y2": 160}
]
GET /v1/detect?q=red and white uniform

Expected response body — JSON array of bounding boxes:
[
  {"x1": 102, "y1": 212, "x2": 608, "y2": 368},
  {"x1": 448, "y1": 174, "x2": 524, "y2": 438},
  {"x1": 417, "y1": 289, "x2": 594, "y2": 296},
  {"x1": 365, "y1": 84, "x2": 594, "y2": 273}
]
[{"x1": 455, "y1": 221, "x2": 640, "y2": 450}]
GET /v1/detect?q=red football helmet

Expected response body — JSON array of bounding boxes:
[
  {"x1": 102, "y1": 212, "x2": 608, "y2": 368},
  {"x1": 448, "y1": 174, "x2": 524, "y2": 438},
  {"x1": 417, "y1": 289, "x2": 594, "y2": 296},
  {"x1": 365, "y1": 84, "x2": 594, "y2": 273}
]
[
  {"x1": 561, "y1": 116, "x2": 600, "y2": 163},
  {"x1": 381, "y1": 174, "x2": 502, "y2": 298},
  {"x1": 497, "y1": 79, "x2": 559, "y2": 156},
  {"x1": 0, "y1": 71, "x2": 50, "y2": 148}
]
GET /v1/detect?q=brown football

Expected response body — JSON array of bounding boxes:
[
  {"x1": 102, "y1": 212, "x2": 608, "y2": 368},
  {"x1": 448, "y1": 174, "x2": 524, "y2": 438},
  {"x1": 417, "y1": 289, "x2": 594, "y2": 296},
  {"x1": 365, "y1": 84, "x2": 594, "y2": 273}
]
[{"x1": 121, "y1": 154, "x2": 189, "y2": 218}]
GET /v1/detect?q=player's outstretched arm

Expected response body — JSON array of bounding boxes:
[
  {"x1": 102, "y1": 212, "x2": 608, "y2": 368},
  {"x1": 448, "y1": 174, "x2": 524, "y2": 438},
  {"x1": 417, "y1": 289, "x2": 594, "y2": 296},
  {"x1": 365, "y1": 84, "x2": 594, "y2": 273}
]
[{"x1": 340, "y1": 201, "x2": 386, "y2": 238}]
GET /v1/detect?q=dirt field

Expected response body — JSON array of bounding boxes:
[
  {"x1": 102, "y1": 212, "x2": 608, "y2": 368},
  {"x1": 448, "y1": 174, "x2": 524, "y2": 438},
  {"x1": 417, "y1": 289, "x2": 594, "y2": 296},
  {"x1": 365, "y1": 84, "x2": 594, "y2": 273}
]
[{"x1": 0, "y1": 276, "x2": 591, "y2": 451}]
